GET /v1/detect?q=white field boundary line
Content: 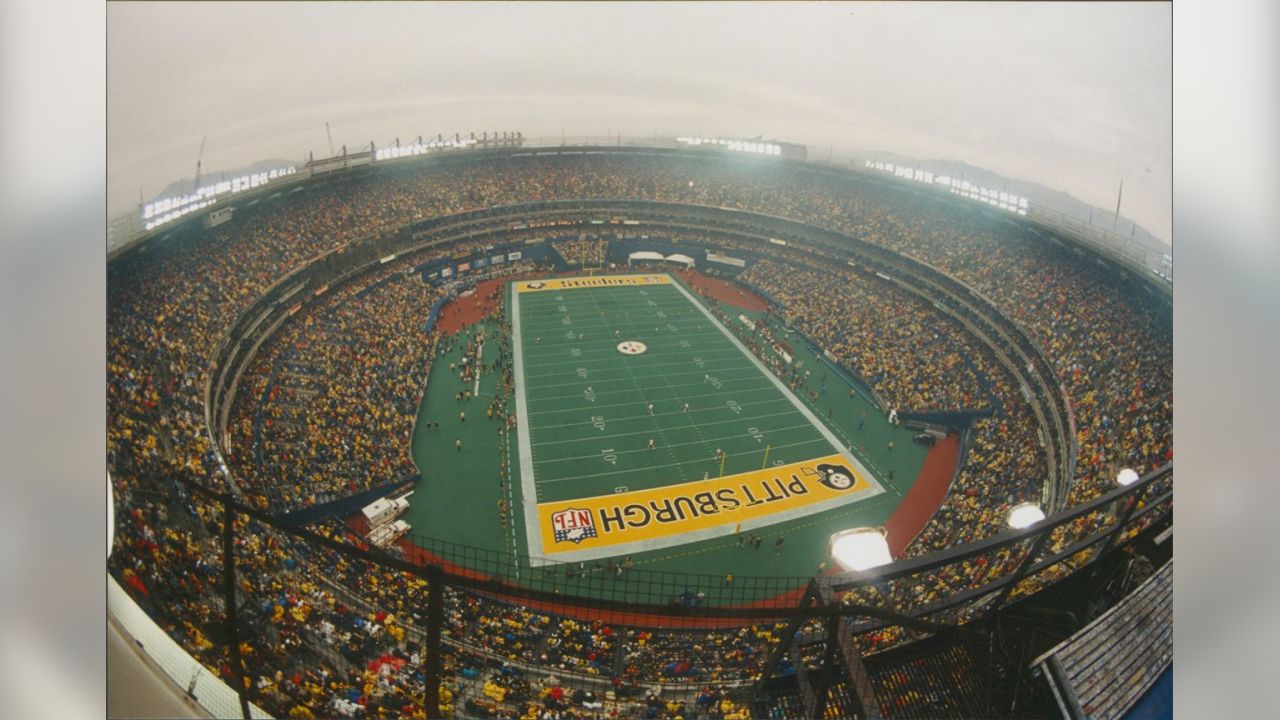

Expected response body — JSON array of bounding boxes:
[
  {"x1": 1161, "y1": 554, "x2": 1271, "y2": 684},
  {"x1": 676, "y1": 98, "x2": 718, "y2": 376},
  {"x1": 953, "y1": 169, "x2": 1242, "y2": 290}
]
[{"x1": 511, "y1": 286, "x2": 544, "y2": 558}]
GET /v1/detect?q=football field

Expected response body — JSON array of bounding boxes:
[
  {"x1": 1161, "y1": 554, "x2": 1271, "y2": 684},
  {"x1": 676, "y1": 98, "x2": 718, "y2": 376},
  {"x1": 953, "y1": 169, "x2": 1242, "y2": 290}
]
[{"x1": 511, "y1": 274, "x2": 884, "y2": 565}]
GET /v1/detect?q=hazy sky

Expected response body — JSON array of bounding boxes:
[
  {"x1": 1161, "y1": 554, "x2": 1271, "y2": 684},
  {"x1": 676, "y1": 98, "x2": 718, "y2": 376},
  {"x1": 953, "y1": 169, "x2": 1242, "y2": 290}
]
[{"x1": 108, "y1": 1, "x2": 1172, "y2": 241}]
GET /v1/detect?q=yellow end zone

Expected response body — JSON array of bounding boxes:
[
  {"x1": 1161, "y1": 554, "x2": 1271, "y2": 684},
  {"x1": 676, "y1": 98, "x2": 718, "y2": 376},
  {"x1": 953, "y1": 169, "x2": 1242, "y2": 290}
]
[
  {"x1": 515, "y1": 274, "x2": 672, "y2": 293},
  {"x1": 537, "y1": 453, "x2": 875, "y2": 556}
]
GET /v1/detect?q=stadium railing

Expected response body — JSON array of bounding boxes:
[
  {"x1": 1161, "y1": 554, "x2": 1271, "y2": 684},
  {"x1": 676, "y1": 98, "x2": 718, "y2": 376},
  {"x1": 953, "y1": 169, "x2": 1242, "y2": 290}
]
[{"x1": 121, "y1": 460, "x2": 1167, "y2": 719}]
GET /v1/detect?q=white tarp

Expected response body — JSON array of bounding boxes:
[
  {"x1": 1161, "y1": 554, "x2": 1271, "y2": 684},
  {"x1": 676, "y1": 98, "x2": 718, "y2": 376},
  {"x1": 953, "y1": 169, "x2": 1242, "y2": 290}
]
[
  {"x1": 665, "y1": 253, "x2": 696, "y2": 267},
  {"x1": 628, "y1": 251, "x2": 664, "y2": 262}
]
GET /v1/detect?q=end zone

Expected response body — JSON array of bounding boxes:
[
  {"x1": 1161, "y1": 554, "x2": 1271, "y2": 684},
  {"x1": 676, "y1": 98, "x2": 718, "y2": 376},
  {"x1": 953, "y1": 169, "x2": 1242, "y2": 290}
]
[{"x1": 537, "y1": 453, "x2": 879, "y2": 563}]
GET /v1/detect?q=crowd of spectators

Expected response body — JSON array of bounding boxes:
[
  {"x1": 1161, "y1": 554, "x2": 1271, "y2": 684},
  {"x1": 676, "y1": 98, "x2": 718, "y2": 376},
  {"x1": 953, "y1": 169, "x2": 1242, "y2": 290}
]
[
  {"x1": 740, "y1": 260, "x2": 990, "y2": 413},
  {"x1": 108, "y1": 150, "x2": 1171, "y2": 716},
  {"x1": 227, "y1": 265, "x2": 447, "y2": 512},
  {"x1": 552, "y1": 237, "x2": 607, "y2": 268},
  {"x1": 110, "y1": 473, "x2": 799, "y2": 718}
]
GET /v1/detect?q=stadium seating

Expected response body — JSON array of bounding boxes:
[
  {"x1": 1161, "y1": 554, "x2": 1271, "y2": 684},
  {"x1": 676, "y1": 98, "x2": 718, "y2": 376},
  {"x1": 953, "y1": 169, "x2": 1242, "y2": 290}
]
[{"x1": 108, "y1": 150, "x2": 1171, "y2": 718}]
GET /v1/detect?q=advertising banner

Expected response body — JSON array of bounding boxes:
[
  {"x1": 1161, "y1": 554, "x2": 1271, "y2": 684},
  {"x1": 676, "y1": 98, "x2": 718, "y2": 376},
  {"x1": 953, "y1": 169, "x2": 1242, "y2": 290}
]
[
  {"x1": 536, "y1": 453, "x2": 878, "y2": 557},
  {"x1": 515, "y1": 273, "x2": 670, "y2": 294}
]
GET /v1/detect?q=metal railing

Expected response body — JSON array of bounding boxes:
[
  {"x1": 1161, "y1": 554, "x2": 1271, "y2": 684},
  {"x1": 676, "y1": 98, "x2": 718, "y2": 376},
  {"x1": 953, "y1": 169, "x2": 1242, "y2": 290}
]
[{"x1": 108, "y1": 459, "x2": 1169, "y2": 719}]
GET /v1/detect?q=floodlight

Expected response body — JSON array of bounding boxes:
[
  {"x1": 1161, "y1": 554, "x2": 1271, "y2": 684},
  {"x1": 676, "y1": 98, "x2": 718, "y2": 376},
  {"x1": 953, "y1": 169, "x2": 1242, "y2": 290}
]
[
  {"x1": 1116, "y1": 468, "x2": 1140, "y2": 486},
  {"x1": 829, "y1": 527, "x2": 892, "y2": 572},
  {"x1": 1007, "y1": 502, "x2": 1046, "y2": 529}
]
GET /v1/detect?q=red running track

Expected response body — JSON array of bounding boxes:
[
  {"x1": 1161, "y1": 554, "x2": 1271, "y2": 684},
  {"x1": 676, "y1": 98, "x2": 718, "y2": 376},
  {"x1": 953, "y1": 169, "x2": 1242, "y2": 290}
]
[{"x1": 676, "y1": 269, "x2": 770, "y2": 313}]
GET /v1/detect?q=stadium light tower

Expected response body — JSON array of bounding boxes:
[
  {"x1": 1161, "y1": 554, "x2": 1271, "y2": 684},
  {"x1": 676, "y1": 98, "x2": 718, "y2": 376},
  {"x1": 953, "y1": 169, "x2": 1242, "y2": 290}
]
[
  {"x1": 1007, "y1": 502, "x2": 1046, "y2": 529},
  {"x1": 829, "y1": 527, "x2": 892, "y2": 572}
]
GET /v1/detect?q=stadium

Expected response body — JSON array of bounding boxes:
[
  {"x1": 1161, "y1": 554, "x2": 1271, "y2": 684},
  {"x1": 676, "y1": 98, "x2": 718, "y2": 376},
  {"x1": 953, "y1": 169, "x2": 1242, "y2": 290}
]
[{"x1": 107, "y1": 134, "x2": 1172, "y2": 719}]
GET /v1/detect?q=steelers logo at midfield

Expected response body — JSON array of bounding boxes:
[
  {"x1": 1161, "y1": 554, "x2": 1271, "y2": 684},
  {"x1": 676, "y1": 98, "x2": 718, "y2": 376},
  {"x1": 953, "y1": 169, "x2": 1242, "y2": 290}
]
[{"x1": 617, "y1": 341, "x2": 648, "y2": 355}]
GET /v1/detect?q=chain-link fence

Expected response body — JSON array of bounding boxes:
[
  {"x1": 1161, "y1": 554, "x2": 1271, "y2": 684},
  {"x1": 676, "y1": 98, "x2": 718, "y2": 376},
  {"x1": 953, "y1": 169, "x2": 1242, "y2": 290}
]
[{"x1": 109, "y1": 463, "x2": 1170, "y2": 719}]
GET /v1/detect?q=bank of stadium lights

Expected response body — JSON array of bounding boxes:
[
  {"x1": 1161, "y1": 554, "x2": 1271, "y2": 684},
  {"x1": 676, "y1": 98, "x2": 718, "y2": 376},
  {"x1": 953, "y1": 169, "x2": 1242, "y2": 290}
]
[
  {"x1": 1007, "y1": 502, "x2": 1047, "y2": 530},
  {"x1": 676, "y1": 137, "x2": 783, "y2": 156},
  {"x1": 864, "y1": 160, "x2": 1029, "y2": 216},
  {"x1": 374, "y1": 136, "x2": 479, "y2": 161},
  {"x1": 142, "y1": 166, "x2": 297, "y2": 231},
  {"x1": 829, "y1": 527, "x2": 893, "y2": 572}
]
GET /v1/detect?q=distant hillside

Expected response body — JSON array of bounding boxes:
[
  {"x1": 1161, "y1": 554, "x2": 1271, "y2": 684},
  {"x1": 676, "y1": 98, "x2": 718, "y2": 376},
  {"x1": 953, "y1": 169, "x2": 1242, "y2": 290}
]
[
  {"x1": 844, "y1": 150, "x2": 1169, "y2": 256},
  {"x1": 150, "y1": 158, "x2": 299, "y2": 202}
]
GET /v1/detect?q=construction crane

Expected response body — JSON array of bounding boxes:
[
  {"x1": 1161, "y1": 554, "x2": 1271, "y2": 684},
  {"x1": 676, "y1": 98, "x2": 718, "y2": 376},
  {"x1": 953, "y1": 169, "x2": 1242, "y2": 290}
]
[
  {"x1": 325, "y1": 122, "x2": 336, "y2": 158},
  {"x1": 193, "y1": 134, "x2": 207, "y2": 192}
]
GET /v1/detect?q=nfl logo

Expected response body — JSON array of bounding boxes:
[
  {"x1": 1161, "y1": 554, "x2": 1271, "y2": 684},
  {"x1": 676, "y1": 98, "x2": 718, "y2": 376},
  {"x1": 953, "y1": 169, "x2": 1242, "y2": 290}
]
[
  {"x1": 644, "y1": 276, "x2": 661, "y2": 283},
  {"x1": 552, "y1": 508, "x2": 597, "y2": 544},
  {"x1": 526, "y1": 281, "x2": 546, "y2": 289}
]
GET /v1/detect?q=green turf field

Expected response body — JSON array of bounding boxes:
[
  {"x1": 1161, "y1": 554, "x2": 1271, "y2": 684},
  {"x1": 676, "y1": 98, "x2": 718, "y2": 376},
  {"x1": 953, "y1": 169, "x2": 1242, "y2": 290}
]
[
  {"x1": 406, "y1": 273, "x2": 929, "y2": 597},
  {"x1": 511, "y1": 274, "x2": 884, "y2": 565}
]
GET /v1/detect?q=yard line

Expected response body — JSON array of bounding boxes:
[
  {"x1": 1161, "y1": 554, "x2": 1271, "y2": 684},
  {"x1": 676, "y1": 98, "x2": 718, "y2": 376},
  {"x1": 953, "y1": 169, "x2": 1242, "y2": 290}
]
[
  {"x1": 534, "y1": 437, "x2": 834, "y2": 485},
  {"x1": 531, "y1": 420, "x2": 821, "y2": 463},
  {"x1": 646, "y1": 334, "x2": 727, "y2": 466},
  {"x1": 518, "y1": 292, "x2": 689, "y2": 312},
  {"x1": 532, "y1": 425, "x2": 768, "y2": 466},
  {"x1": 532, "y1": 408, "x2": 809, "y2": 436},
  {"x1": 584, "y1": 287, "x2": 690, "y2": 482},
  {"x1": 523, "y1": 349, "x2": 752, "y2": 377},
  {"x1": 520, "y1": 301, "x2": 712, "y2": 317},
  {"x1": 522, "y1": 346, "x2": 746, "y2": 374},
  {"x1": 523, "y1": 365, "x2": 767, "y2": 392},
  {"x1": 527, "y1": 391, "x2": 793, "y2": 419}
]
